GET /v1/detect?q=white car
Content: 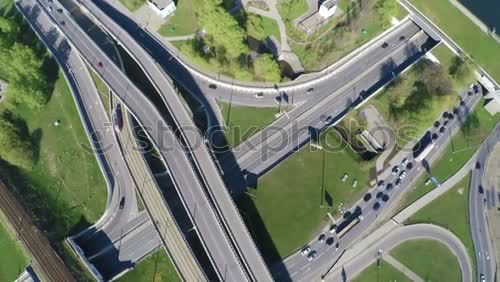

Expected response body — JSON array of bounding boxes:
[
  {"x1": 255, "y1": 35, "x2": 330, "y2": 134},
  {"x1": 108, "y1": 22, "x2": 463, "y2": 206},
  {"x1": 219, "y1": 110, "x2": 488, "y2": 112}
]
[
  {"x1": 301, "y1": 246, "x2": 311, "y2": 256},
  {"x1": 307, "y1": 251, "x2": 317, "y2": 261},
  {"x1": 401, "y1": 158, "x2": 409, "y2": 167},
  {"x1": 399, "y1": 170, "x2": 407, "y2": 180},
  {"x1": 255, "y1": 92, "x2": 264, "y2": 99},
  {"x1": 392, "y1": 166, "x2": 400, "y2": 175}
]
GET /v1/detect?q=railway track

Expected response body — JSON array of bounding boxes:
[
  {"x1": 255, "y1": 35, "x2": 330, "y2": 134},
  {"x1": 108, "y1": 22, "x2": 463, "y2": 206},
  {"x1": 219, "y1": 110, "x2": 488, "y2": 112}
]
[{"x1": 0, "y1": 180, "x2": 75, "y2": 282}]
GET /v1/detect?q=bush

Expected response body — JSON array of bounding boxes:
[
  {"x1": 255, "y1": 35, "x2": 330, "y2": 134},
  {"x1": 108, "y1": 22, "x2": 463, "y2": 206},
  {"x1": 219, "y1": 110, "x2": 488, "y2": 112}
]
[
  {"x1": 253, "y1": 54, "x2": 281, "y2": 82},
  {"x1": 449, "y1": 55, "x2": 474, "y2": 82},
  {"x1": 0, "y1": 113, "x2": 34, "y2": 170},
  {"x1": 375, "y1": 0, "x2": 398, "y2": 27}
]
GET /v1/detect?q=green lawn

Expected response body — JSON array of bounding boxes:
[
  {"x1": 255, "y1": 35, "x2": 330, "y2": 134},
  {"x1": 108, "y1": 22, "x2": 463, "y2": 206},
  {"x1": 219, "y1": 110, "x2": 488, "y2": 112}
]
[
  {"x1": 158, "y1": 0, "x2": 199, "y2": 37},
  {"x1": 353, "y1": 260, "x2": 411, "y2": 282},
  {"x1": 404, "y1": 174, "x2": 474, "y2": 265},
  {"x1": 401, "y1": 106, "x2": 499, "y2": 208},
  {"x1": 391, "y1": 239, "x2": 462, "y2": 282},
  {"x1": 220, "y1": 102, "x2": 277, "y2": 148},
  {"x1": 237, "y1": 129, "x2": 376, "y2": 263},
  {"x1": 118, "y1": 249, "x2": 180, "y2": 282},
  {"x1": 0, "y1": 221, "x2": 28, "y2": 281},
  {"x1": 119, "y1": 0, "x2": 146, "y2": 11},
  {"x1": 409, "y1": 0, "x2": 500, "y2": 83},
  {"x1": 277, "y1": 0, "x2": 308, "y2": 22},
  {"x1": 261, "y1": 15, "x2": 281, "y2": 43},
  {"x1": 0, "y1": 73, "x2": 107, "y2": 241}
]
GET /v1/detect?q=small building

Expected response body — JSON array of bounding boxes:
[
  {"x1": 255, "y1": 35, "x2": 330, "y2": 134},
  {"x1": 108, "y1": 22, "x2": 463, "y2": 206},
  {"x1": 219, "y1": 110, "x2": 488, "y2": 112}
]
[
  {"x1": 319, "y1": 0, "x2": 337, "y2": 18},
  {"x1": 147, "y1": 0, "x2": 176, "y2": 19},
  {"x1": 484, "y1": 90, "x2": 500, "y2": 115},
  {"x1": 299, "y1": 0, "x2": 338, "y2": 34}
]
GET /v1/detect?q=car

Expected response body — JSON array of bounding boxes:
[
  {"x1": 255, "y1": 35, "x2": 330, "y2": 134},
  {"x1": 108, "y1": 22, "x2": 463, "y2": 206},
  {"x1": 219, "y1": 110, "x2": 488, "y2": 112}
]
[
  {"x1": 60, "y1": 20, "x2": 65, "y2": 25},
  {"x1": 376, "y1": 191, "x2": 384, "y2": 199},
  {"x1": 381, "y1": 42, "x2": 389, "y2": 48},
  {"x1": 453, "y1": 107, "x2": 459, "y2": 114},
  {"x1": 399, "y1": 170, "x2": 407, "y2": 179},
  {"x1": 434, "y1": 120, "x2": 441, "y2": 128},
  {"x1": 431, "y1": 133, "x2": 439, "y2": 140},
  {"x1": 439, "y1": 126, "x2": 446, "y2": 133},
  {"x1": 406, "y1": 162, "x2": 413, "y2": 170},
  {"x1": 386, "y1": 183, "x2": 393, "y2": 191},
  {"x1": 329, "y1": 224, "x2": 337, "y2": 234},
  {"x1": 392, "y1": 166, "x2": 400, "y2": 175},
  {"x1": 479, "y1": 185, "x2": 484, "y2": 194},
  {"x1": 425, "y1": 178, "x2": 432, "y2": 186},
  {"x1": 306, "y1": 88, "x2": 315, "y2": 95},
  {"x1": 448, "y1": 113, "x2": 454, "y2": 120},
  {"x1": 399, "y1": 35, "x2": 406, "y2": 41},
  {"x1": 377, "y1": 180, "x2": 385, "y2": 190},
  {"x1": 480, "y1": 273, "x2": 485, "y2": 282},
  {"x1": 326, "y1": 237, "x2": 334, "y2": 246},
  {"x1": 460, "y1": 100, "x2": 466, "y2": 107},
  {"x1": 401, "y1": 158, "x2": 409, "y2": 167},
  {"x1": 208, "y1": 83, "x2": 217, "y2": 89},
  {"x1": 382, "y1": 194, "x2": 390, "y2": 202},
  {"x1": 57, "y1": 8, "x2": 63, "y2": 13},
  {"x1": 97, "y1": 61, "x2": 103, "y2": 68},
  {"x1": 468, "y1": 90, "x2": 473, "y2": 96},
  {"x1": 318, "y1": 234, "x2": 326, "y2": 243},
  {"x1": 307, "y1": 251, "x2": 317, "y2": 261},
  {"x1": 476, "y1": 162, "x2": 481, "y2": 170},
  {"x1": 395, "y1": 178, "x2": 402, "y2": 188},
  {"x1": 442, "y1": 111, "x2": 449, "y2": 119},
  {"x1": 119, "y1": 197, "x2": 125, "y2": 209},
  {"x1": 363, "y1": 193, "x2": 372, "y2": 202},
  {"x1": 301, "y1": 246, "x2": 311, "y2": 256},
  {"x1": 112, "y1": 104, "x2": 123, "y2": 133},
  {"x1": 48, "y1": 6, "x2": 53, "y2": 11},
  {"x1": 443, "y1": 120, "x2": 449, "y2": 127},
  {"x1": 255, "y1": 92, "x2": 264, "y2": 99},
  {"x1": 373, "y1": 202, "x2": 381, "y2": 211},
  {"x1": 473, "y1": 84, "x2": 480, "y2": 94}
]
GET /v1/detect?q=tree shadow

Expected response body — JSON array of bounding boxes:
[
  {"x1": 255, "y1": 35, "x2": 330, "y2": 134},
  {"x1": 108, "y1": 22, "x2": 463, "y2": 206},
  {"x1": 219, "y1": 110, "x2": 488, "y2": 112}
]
[{"x1": 31, "y1": 128, "x2": 43, "y2": 164}]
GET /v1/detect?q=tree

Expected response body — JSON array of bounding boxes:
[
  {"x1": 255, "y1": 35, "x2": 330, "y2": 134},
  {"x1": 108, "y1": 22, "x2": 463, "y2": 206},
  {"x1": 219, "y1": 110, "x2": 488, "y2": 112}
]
[
  {"x1": 375, "y1": 0, "x2": 398, "y2": 28},
  {"x1": 253, "y1": 54, "x2": 281, "y2": 82},
  {"x1": 416, "y1": 59, "x2": 453, "y2": 96},
  {"x1": 198, "y1": 0, "x2": 248, "y2": 59},
  {"x1": 0, "y1": 114, "x2": 34, "y2": 170},
  {"x1": 246, "y1": 13, "x2": 265, "y2": 40},
  {"x1": 449, "y1": 55, "x2": 474, "y2": 82}
]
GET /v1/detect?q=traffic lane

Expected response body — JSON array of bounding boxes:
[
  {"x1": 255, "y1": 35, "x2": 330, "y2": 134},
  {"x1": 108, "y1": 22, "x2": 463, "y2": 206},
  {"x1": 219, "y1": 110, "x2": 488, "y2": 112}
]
[
  {"x1": 324, "y1": 224, "x2": 473, "y2": 282},
  {"x1": 24, "y1": 3, "x2": 139, "y2": 238},
  {"x1": 29, "y1": 0, "x2": 251, "y2": 279},
  {"x1": 230, "y1": 28, "x2": 428, "y2": 168},
  {"x1": 90, "y1": 0, "x2": 420, "y2": 107},
  {"x1": 277, "y1": 84, "x2": 481, "y2": 280},
  {"x1": 233, "y1": 32, "x2": 431, "y2": 175}
]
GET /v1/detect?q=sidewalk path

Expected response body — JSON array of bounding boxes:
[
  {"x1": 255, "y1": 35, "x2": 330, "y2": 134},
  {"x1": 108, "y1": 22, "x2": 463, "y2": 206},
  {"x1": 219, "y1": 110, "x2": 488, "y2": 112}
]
[{"x1": 384, "y1": 254, "x2": 424, "y2": 282}]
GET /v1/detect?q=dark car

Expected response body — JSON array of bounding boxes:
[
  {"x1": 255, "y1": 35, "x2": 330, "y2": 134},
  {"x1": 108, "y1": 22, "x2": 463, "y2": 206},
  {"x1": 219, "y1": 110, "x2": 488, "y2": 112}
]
[
  {"x1": 363, "y1": 193, "x2": 372, "y2": 202},
  {"x1": 318, "y1": 234, "x2": 326, "y2": 243},
  {"x1": 395, "y1": 178, "x2": 402, "y2": 188},
  {"x1": 479, "y1": 185, "x2": 484, "y2": 194},
  {"x1": 460, "y1": 100, "x2": 466, "y2": 107},
  {"x1": 386, "y1": 183, "x2": 393, "y2": 191},
  {"x1": 209, "y1": 83, "x2": 217, "y2": 89},
  {"x1": 97, "y1": 61, "x2": 103, "y2": 68},
  {"x1": 329, "y1": 224, "x2": 337, "y2": 234},
  {"x1": 439, "y1": 126, "x2": 446, "y2": 133},
  {"x1": 406, "y1": 162, "x2": 414, "y2": 170},
  {"x1": 119, "y1": 197, "x2": 125, "y2": 209},
  {"x1": 373, "y1": 202, "x2": 381, "y2": 211},
  {"x1": 453, "y1": 107, "x2": 459, "y2": 115},
  {"x1": 326, "y1": 237, "x2": 334, "y2": 246},
  {"x1": 376, "y1": 191, "x2": 384, "y2": 199},
  {"x1": 307, "y1": 88, "x2": 315, "y2": 94},
  {"x1": 434, "y1": 121, "x2": 441, "y2": 128},
  {"x1": 448, "y1": 113, "x2": 454, "y2": 120},
  {"x1": 468, "y1": 90, "x2": 473, "y2": 96},
  {"x1": 432, "y1": 133, "x2": 439, "y2": 140},
  {"x1": 382, "y1": 42, "x2": 389, "y2": 48},
  {"x1": 399, "y1": 35, "x2": 406, "y2": 41},
  {"x1": 473, "y1": 84, "x2": 480, "y2": 94},
  {"x1": 476, "y1": 162, "x2": 481, "y2": 170},
  {"x1": 382, "y1": 194, "x2": 390, "y2": 202},
  {"x1": 442, "y1": 111, "x2": 449, "y2": 118},
  {"x1": 443, "y1": 120, "x2": 449, "y2": 127}
]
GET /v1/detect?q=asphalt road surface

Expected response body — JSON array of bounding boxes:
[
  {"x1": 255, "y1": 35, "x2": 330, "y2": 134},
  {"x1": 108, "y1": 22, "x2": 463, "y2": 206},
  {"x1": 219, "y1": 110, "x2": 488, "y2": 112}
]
[{"x1": 470, "y1": 123, "x2": 500, "y2": 282}]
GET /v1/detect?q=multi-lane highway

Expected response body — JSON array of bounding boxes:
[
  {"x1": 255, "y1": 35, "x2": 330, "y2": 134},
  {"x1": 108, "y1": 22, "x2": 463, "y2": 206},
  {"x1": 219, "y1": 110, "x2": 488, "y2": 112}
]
[
  {"x1": 470, "y1": 123, "x2": 500, "y2": 282},
  {"x1": 19, "y1": 0, "x2": 272, "y2": 280}
]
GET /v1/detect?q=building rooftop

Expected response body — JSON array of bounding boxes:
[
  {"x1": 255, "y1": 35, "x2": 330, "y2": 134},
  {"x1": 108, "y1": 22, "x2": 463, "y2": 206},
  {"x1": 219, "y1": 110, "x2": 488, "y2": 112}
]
[{"x1": 149, "y1": 0, "x2": 174, "y2": 10}]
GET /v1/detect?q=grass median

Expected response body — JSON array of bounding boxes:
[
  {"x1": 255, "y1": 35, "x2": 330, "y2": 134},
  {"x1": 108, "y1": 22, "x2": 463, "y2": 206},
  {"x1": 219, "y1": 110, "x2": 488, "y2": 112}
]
[
  {"x1": 391, "y1": 239, "x2": 462, "y2": 281},
  {"x1": 408, "y1": 0, "x2": 500, "y2": 82},
  {"x1": 404, "y1": 174, "x2": 475, "y2": 267},
  {"x1": 237, "y1": 129, "x2": 376, "y2": 263},
  {"x1": 353, "y1": 260, "x2": 411, "y2": 282},
  {"x1": 0, "y1": 221, "x2": 28, "y2": 281},
  {"x1": 118, "y1": 249, "x2": 180, "y2": 282}
]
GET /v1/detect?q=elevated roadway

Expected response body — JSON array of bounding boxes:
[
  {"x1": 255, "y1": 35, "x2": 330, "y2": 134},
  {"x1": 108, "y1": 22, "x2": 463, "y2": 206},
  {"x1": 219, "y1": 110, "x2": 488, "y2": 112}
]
[{"x1": 20, "y1": 0, "x2": 269, "y2": 280}]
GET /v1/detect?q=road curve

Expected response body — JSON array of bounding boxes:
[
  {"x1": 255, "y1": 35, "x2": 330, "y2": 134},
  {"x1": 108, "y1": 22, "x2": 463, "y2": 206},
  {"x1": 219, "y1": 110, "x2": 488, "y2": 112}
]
[
  {"x1": 326, "y1": 224, "x2": 473, "y2": 282},
  {"x1": 469, "y1": 123, "x2": 500, "y2": 282}
]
